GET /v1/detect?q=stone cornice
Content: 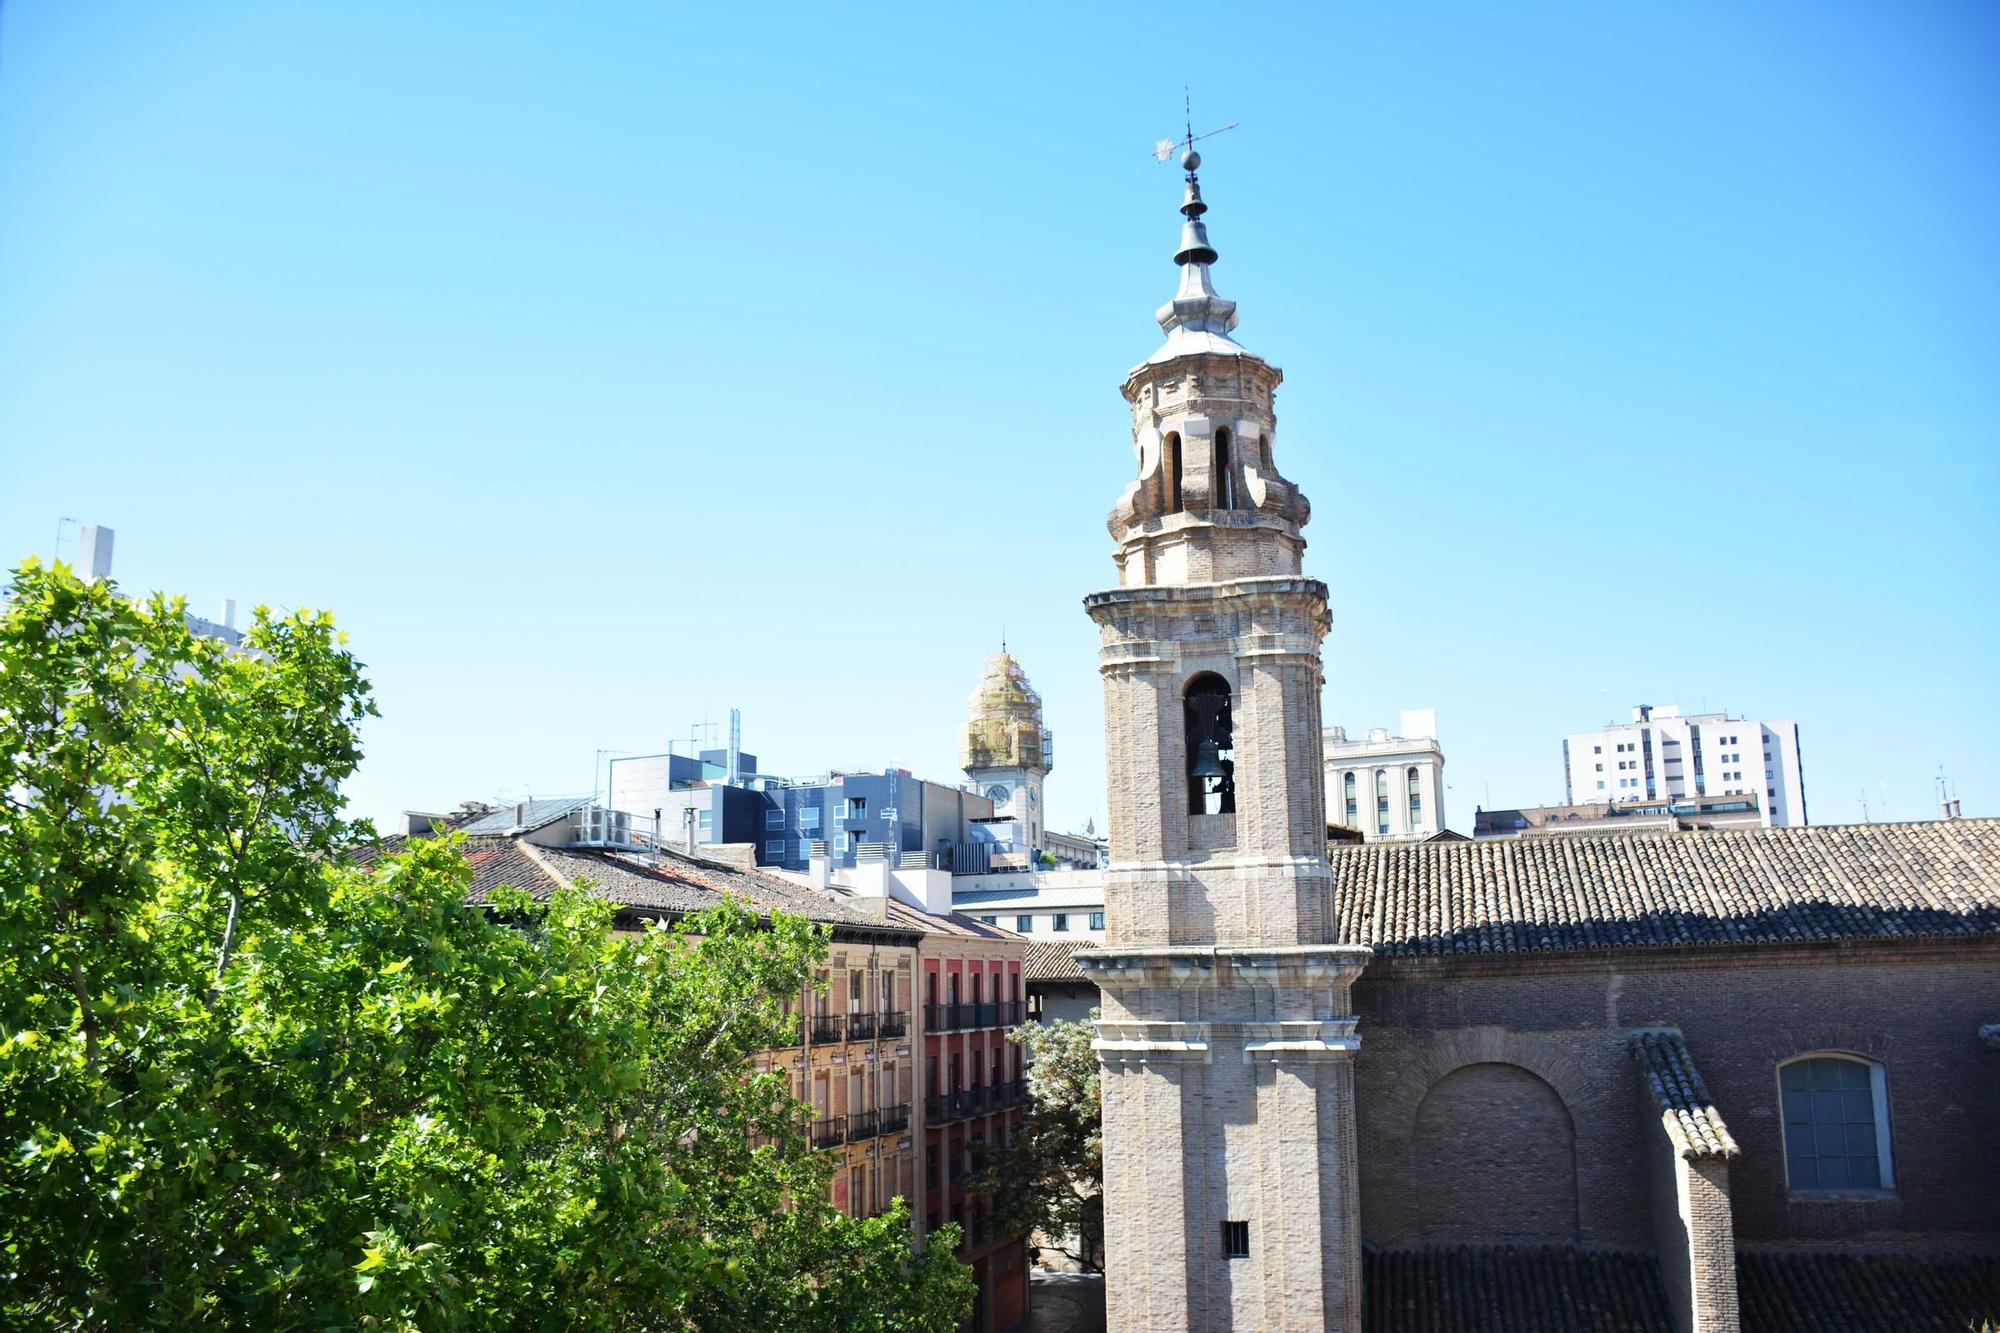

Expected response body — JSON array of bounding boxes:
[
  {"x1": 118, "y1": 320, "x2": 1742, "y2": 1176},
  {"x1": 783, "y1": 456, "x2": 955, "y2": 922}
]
[
  {"x1": 1081, "y1": 943, "x2": 1371, "y2": 988},
  {"x1": 1084, "y1": 575, "x2": 1330, "y2": 615}
]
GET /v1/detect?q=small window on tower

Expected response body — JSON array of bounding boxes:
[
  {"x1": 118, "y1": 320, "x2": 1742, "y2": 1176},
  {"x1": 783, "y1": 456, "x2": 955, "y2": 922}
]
[
  {"x1": 1164, "y1": 432, "x2": 1184, "y2": 514},
  {"x1": 1221, "y1": 1220, "x2": 1250, "y2": 1259},
  {"x1": 1214, "y1": 427, "x2": 1236, "y2": 510}
]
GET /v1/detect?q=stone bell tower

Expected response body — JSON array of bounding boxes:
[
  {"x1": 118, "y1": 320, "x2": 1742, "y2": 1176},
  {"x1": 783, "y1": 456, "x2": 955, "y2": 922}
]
[{"x1": 1079, "y1": 148, "x2": 1370, "y2": 1332}]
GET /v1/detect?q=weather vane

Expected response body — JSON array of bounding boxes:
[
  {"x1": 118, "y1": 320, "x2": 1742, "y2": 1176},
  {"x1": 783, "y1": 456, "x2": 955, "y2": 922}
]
[{"x1": 1153, "y1": 86, "x2": 1238, "y2": 163}]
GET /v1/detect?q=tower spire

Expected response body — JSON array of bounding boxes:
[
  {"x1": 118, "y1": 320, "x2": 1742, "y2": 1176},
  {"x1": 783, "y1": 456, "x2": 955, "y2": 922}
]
[{"x1": 1149, "y1": 111, "x2": 1243, "y2": 364}]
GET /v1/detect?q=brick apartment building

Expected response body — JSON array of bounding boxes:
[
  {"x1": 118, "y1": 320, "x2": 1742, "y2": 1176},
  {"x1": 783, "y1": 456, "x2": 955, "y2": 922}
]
[{"x1": 382, "y1": 801, "x2": 1031, "y2": 1332}]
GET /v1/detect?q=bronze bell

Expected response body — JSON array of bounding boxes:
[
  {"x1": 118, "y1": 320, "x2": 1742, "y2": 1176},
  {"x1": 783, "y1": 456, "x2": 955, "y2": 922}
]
[
  {"x1": 1190, "y1": 737, "x2": 1228, "y2": 780},
  {"x1": 1175, "y1": 217, "x2": 1217, "y2": 267}
]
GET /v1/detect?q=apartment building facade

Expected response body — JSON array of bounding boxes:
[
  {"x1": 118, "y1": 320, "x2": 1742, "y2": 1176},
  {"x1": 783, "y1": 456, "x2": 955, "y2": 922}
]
[
  {"x1": 1564, "y1": 704, "x2": 1808, "y2": 826},
  {"x1": 1324, "y1": 708, "x2": 1448, "y2": 841}
]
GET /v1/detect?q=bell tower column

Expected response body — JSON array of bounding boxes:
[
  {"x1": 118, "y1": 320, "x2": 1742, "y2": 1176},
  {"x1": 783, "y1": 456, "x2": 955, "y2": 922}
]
[{"x1": 1080, "y1": 147, "x2": 1369, "y2": 1333}]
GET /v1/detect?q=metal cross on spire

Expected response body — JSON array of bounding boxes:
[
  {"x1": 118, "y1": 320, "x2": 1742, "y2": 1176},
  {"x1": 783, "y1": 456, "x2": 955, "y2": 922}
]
[{"x1": 1152, "y1": 86, "x2": 1238, "y2": 163}]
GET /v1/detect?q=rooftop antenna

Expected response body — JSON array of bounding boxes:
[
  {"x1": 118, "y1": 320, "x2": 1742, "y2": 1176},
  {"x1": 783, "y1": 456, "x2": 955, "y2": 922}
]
[
  {"x1": 52, "y1": 516, "x2": 83, "y2": 566},
  {"x1": 1152, "y1": 86, "x2": 1238, "y2": 162}
]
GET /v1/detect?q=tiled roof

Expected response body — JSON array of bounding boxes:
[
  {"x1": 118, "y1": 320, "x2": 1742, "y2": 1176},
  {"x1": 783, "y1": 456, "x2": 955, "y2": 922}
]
[
  {"x1": 527, "y1": 845, "x2": 892, "y2": 930},
  {"x1": 1629, "y1": 1028, "x2": 1739, "y2": 1159},
  {"x1": 1023, "y1": 938, "x2": 1099, "y2": 983},
  {"x1": 1363, "y1": 1245, "x2": 1673, "y2": 1332},
  {"x1": 1328, "y1": 820, "x2": 2000, "y2": 958},
  {"x1": 1735, "y1": 1249, "x2": 2000, "y2": 1332}
]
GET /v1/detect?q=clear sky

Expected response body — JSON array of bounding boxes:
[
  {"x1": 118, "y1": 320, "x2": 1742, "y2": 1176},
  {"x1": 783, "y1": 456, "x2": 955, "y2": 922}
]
[{"x1": 4, "y1": 2, "x2": 1996, "y2": 836}]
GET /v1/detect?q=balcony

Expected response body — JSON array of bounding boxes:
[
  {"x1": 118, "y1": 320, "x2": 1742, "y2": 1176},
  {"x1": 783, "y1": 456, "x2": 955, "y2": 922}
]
[
  {"x1": 923, "y1": 1001, "x2": 1023, "y2": 1033},
  {"x1": 810, "y1": 1115, "x2": 847, "y2": 1150},
  {"x1": 927, "y1": 1087, "x2": 1004, "y2": 1124},
  {"x1": 879, "y1": 1101, "x2": 911, "y2": 1135},
  {"x1": 810, "y1": 1014, "x2": 845, "y2": 1044},
  {"x1": 878, "y1": 1009, "x2": 909, "y2": 1040},
  {"x1": 846, "y1": 1011, "x2": 877, "y2": 1041},
  {"x1": 989, "y1": 1079, "x2": 1028, "y2": 1111},
  {"x1": 847, "y1": 1108, "x2": 879, "y2": 1141}
]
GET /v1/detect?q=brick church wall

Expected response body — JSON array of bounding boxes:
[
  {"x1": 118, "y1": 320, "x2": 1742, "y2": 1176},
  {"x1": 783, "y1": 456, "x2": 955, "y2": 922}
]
[{"x1": 1353, "y1": 940, "x2": 2000, "y2": 1249}]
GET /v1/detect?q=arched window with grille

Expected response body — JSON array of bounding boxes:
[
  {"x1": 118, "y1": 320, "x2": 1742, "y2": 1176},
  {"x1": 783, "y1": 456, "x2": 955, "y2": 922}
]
[
  {"x1": 1214, "y1": 427, "x2": 1236, "y2": 510},
  {"x1": 1164, "y1": 432, "x2": 1183, "y2": 514},
  {"x1": 1407, "y1": 766, "x2": 1423, "y2": 827},
  {"x1": 1375, "y1": 769, "x2": 1390, "y2": 837},
  {"x1": 1184, "y1": 673, "x2": 1235, "y2": 816},
  {"x1": 1343, "y1": 771, "x2": 1358, "y2": 824},
  {"x1": 1779, "y1": 1055, "x2": 1894, "y2": 1191}
]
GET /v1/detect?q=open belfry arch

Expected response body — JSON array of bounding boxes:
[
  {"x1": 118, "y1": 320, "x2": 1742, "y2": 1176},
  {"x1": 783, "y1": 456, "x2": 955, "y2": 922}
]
[{"x1": 1081, "y1": 140, "x2": 1370, "y2": 1331}]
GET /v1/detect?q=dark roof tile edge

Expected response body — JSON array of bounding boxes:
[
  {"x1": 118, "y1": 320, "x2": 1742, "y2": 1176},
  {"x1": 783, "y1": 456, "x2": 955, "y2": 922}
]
[{"x1": 1629, "y1": 1027, "x2": 1740, "y2": 1160}]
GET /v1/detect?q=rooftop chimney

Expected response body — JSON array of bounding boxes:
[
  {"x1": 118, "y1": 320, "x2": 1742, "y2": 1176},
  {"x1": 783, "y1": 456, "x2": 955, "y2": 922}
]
[
  {"x1": 220, "y1": 598, "x2": 237, "y2": 630},
  {"x1": 79, "y1": 525, "x2": 114, "y2": 582}
]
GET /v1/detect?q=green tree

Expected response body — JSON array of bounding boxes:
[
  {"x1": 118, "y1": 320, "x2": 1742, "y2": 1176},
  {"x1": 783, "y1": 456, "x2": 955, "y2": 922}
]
[
  {"x1": 974, "y1": 1013, "x2": 1102, "y2": 1271},
  {"x1": 0, "y1": 558, "x2": 971, "y2": 1330}
]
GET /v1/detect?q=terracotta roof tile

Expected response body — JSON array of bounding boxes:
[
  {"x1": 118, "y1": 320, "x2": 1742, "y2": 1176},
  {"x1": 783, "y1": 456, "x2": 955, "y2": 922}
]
[
  {"x1": 1363, "y1": 1245, "x2": 1673, "y2": 1332},
  {"x1": 1629, "y1": 1029, "x2": 1738, "y2": 1159},
  {"x1": 1735, "y1": 1249, "x2": 2000, "y2": 1332},
  {"x1": 1023, "y1": 938, "x2": 1099, "y2": 983},
  {"x1": 1329, "y1": 820, "x2": 2000, "y2": 958}
]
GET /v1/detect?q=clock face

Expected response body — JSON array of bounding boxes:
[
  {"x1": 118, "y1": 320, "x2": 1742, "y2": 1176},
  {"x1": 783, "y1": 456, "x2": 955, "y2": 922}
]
[{"x1": 985, "y1": 784, "x2": 1010, "y2": 806}]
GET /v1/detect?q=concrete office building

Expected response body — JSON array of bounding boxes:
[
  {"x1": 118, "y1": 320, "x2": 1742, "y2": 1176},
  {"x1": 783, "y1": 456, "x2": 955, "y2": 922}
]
[
  {"x1": 1324, "y1": 709, "x2": 1446, "y2": 841},
  {"x1": 1565, "y1": 704, "x2": 1808, "y2": 826}
]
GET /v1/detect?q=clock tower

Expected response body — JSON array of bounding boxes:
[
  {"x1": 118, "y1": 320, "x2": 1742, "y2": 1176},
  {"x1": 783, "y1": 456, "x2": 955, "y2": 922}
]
[
  {"x1": 1079, "y1": 148, "x2": 1369, "y2": 1331},
  {"x1": 959, "y1": 649, "x2": 1051, "y2": 856}
]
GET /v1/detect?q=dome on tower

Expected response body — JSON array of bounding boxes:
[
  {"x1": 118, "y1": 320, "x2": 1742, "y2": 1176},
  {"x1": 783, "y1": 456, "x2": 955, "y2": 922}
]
[{"x1": 960, "y1": 651, "x2": 1048, "y2": 773}]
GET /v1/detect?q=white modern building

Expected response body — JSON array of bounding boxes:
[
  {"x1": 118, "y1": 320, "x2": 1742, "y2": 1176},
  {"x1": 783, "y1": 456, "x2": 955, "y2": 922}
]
[
  {"x1": 1564, "y1": 704, "x2": 1808, "y2": 826},
  {"x1": 1324, "y1": 708, "x2": 1447, "y2": 840},
  {"x1": 951, "y1": 868, "x2": 1107, "y2": 941}
]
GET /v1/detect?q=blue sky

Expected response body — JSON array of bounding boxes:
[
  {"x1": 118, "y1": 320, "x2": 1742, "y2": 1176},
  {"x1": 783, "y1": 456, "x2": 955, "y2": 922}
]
[{"x1": 3, "y1": 2, "x2": 1996, "y2": 834}]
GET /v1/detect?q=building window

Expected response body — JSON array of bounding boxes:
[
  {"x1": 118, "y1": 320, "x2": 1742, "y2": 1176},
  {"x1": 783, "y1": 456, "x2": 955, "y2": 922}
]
[
  {"x1": 1184, "y1": 673, "x2": 1235, "y2": 815},
  {"x1": 833, "y1": 800, "x2": 849, "y2": 819},
  {"x1": 1052, "y1": 913, "x2": 1069, "y2": 932},
  {"x1": 764, "y1": 839, "x2": 787, "y2": 858},
  {"x1": 1779, "y1": 1055, "x2": 1894, "y2": 1191},
  {"x1": 799, "y1": 807, "x2": 820, "y2": 829},
  {"x1": 981, "y1": 915, "x2": 997, "y2": 925},
  {"x1": 765, "y1": 809, "x2": 785, "y2": 830},
  {"x1": 1015, "y1": 915, "x2": 1032, "y2": 932},
  {"x1": 1164, "y1": 431, "x2": 1183, "y2": 513},
  {"x1": 1089, "y1": 911, "x2": 1105, "y2": 930},
  {"x1": 1343, "y1": 770, "x2": 1357, "y2": 821},
  {"x1": 1221, "y1": 1220, "x2": 1250, "y2": 1259},
  {"x1": 1214, "y1": 427, "x2": 1236, "y2": 510}
]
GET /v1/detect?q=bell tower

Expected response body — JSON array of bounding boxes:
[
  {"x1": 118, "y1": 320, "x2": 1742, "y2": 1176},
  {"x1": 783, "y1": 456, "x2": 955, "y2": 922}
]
[{"x1": 1080, "y1": 148, "x2": 1370, "y2": 1331}]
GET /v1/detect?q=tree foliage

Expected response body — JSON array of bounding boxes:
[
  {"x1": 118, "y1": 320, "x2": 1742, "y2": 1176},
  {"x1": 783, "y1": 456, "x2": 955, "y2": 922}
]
[
  {"x1": 974, "y1": 1012, "x2": 1102, "y2": 1271},
  {"x1": 0, "y1": 558, "x2": 972, "y2": 1330}
]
